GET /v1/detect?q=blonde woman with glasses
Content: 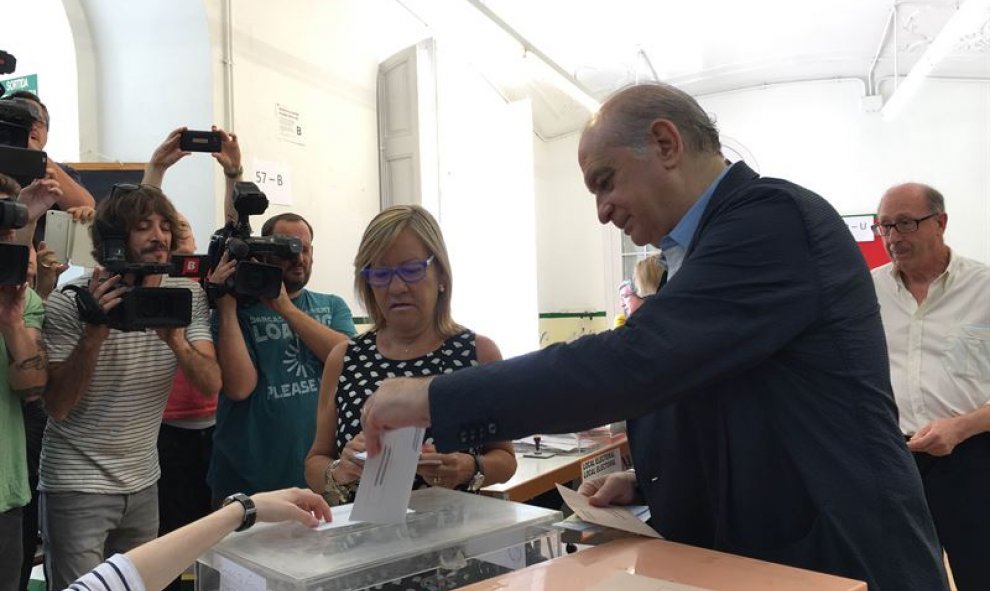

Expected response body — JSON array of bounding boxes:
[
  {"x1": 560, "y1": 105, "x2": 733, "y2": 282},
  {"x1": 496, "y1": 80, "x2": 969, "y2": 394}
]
[{"x1": 305, "y1": 205, "x2": 516, "y2": 511}]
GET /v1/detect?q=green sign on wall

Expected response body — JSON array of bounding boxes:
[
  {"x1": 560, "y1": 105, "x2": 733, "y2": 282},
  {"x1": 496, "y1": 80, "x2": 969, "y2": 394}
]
[{"x1": 0, "y1": 73, "x2": 39, "y2": 97}]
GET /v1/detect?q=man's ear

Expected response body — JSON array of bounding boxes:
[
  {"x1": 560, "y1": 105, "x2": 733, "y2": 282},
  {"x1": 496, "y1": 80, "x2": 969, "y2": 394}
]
[{"x1": 649, "y1": 119, "x2": 683, "y2": 168}]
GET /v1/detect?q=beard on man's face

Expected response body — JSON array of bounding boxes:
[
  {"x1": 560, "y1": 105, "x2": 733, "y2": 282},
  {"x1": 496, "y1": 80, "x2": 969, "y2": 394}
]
[
  {"x1": 127, "y1": 241, "x2": 169, "y2": 263},
  {"x1": 282, "y1": 268, "x2": 310, "y2": 293}
]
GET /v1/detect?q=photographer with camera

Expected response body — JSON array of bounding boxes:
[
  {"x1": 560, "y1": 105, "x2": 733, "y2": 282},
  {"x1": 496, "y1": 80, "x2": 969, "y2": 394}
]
[
  {"x1": 207, "y1": 206, "x2": 356, "y2": 502},
  {"x1": 0, "y1": 174, "x2": 47, "y2": 591},
  {"x1": 1, "y1": 91, "x2": 95, "y2": 210},
  {"x1": 39, "y1": 184, "x2": 221, "y2": 589}
]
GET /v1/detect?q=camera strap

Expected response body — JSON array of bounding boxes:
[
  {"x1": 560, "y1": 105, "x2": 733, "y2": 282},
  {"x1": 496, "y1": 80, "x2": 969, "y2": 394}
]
[{"x1": 60, "y1": 285, "x2": 109, "y2": 326}]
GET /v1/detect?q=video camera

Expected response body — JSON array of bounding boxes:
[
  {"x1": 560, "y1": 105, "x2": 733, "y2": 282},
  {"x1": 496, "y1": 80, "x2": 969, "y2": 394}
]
[
  {"x1": 0, "y1": 50, "x2": 48, "y2": 192},
  {"x1": 207, "y1": 182, "x2": 301, "y2": 303},
  {"x1": 73, "y1": 220, "x2": 193, "y2": 332},
  {"x1": 0, "y1": 198, "x2": 29, "y2": 286}
]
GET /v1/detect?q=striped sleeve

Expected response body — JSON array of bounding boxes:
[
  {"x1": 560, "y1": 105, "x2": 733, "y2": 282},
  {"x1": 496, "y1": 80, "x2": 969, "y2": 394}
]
[
  {"x1": 65, "y1": 554, "x2": 145, "y2": 591},
  {"x1": 185, "y1": 280, "x2": 213, "y2": 343},
  {"x1": 43, "y1": 282, "x2": 86, "y2": 364}
]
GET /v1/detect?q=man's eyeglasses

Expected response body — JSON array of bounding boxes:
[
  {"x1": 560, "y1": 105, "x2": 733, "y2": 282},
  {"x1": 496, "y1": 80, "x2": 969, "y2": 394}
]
[
  {"x1": 871, "y1": 213, "x2": 939, "y2": 237},
  {"x1": 361, "y1": 255, "x2": 435, "y2": 287}
]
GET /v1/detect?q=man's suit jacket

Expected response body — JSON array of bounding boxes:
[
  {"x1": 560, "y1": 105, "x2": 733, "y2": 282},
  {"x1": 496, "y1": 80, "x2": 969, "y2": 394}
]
[{"x1": 430, "y1": 162, "x2": 947, "y2": 591}]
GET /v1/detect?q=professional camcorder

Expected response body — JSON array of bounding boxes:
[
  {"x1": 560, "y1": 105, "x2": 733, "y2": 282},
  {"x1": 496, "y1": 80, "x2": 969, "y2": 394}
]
[
  {"x1": 0, "y1": 51, "x2": 50, "y2": 286},
  {"x1": 207, "y1": 182, "x2": 301, "y2": 303},
  {"x1": 61, "y1": 221, "x2": 192, "y2": 332},
  {"x1": 0, "y1": 198, "x2": 29, "y2": 286},
  {"x1": 0, "y1": 50, "x2": 16, "y2": 76},
  {"x1": 0, "y1": 51, "x2": 49, "y2": 187}
]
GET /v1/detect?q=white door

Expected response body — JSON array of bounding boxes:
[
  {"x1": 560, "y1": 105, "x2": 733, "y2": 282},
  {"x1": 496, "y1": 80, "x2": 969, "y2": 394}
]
[{"x1": 377, "y1": 39, "x2": 439, "y2": 215}]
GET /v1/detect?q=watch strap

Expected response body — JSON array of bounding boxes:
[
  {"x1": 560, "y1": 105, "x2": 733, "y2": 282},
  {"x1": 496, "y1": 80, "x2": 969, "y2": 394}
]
[
  {"x1": 222, "y1": 492, "x2": 257, "y2": 532},
  {"x1": 467, "y1": 451, "x2": 486, "y2": 492}
]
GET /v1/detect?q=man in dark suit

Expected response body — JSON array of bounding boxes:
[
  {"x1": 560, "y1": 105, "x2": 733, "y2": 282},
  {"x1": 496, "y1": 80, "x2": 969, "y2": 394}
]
[{"x1": 361, "y1": 83, "x2": 948, "y2": 591}]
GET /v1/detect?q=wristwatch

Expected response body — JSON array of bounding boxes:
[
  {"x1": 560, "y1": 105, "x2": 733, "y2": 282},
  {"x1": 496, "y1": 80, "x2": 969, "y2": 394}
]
[
  {"x1": 222, "y1": 492, "x2": 257, "y2": 532},
  {"x1": 224, "y1": 165, "x2": 243, "y2": 179},
  {"x1": 466, "y1": 452, "x2": 486, "y2": 492}
]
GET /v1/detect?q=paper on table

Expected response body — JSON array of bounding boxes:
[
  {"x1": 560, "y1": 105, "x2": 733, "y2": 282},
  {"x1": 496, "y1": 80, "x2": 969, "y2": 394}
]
[
  {"x1": 555, "y1": 483, "x2": 661, "y2": 539},
  {"x1": 350, "y1": 426, "x2": 425, "y2": 523},
  {"x1": 587, "y1": 571, "x2": 714, "y2": 591},
  {"x1": 516, "y1": 434, "x2": 580, "y2": 452},
  {"x1": 315, "y1": 503, "x2": 359, "y2": 530},
  {"x1": 315, "y1": 503, "x2": 413, "y2": 530}
]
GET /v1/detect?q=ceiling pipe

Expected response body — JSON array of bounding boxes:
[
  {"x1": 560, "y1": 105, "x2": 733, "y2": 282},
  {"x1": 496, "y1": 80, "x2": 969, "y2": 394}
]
[
  {"x1": 462, "y1": 0, "x2": 600, "y2": 112},
  {"x1": 882, "y1": 0, "x2": 990, "y2": 119},
  {"x1": 221, "y1": 0, "x2": 235, "y2": 131},
  {"x1": 638, "y1": 48, "x2": 660, "y2": 82},
  {"x1": 868, "y1": 5, "x2": 897, "y2": 95}
]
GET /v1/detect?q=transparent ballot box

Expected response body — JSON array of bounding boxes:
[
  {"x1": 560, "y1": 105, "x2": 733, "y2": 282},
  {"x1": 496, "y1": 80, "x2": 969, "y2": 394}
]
[{"x1": 196, "y1": 487, "x2": 562, "y2": 591}]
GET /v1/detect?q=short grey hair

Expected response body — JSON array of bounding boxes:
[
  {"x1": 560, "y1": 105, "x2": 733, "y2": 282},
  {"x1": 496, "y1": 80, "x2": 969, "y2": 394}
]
[
  {"x1": 587, "y1": 82, "x2": 721, "y2": 156},
  {"x1": 920, "y1": 184, "x2": 945, "y2": 214}
]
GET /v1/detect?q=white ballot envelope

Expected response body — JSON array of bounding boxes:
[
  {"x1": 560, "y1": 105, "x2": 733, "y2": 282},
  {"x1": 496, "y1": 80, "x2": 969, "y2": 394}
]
[
  {"x1": 350, "y1": 426, "x2": 425, "y2": 524},
  {"x1": 44, "y1": 210, "x2": 98, "y2": 268},
  {"x1": 556, "y1": 483, "x2": 661, "y2": 538}
]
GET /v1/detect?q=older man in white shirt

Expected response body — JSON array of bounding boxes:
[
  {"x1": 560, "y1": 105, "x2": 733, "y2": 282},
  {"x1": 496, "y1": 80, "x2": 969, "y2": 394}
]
[{"x1": 871, "y1": 182, "x2": 990, "y2": 591}]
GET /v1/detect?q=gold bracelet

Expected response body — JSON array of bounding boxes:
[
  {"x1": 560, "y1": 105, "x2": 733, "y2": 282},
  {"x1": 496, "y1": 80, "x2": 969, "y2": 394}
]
[{"x1": 323, "y1": 460, "x2": 353, "y2": 506}]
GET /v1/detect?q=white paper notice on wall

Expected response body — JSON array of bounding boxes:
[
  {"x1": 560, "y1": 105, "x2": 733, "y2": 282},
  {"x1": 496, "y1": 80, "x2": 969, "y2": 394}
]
[
  {"x1": 250, "y1": 158, "x2": 292, "y2": 206},
  {"x1": 844, "y1": 214, "x2": 875, "y2": 242},
  {"x1": 217, "y1": 555, "x2": 266, "y2": 591},
  {"x1": 276, "y1": 103, "x2": 305, "y2": 145}
]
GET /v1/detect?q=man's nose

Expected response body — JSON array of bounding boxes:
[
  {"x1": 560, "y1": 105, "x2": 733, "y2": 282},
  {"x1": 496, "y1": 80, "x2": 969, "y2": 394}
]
[
  {"x1": 597, "y1": 200, "x2": 613, "y2": 225},
  {"x1": 884, "y1": 226, "x2": 906, "y2": 241},
  {"x1": 150, "y1": 225, "x2": 167, "y2": 241}
]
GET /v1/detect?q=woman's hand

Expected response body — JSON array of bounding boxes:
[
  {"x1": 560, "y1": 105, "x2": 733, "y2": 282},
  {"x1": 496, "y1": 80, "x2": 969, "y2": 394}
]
[
  {"x1": 334, "y1": 432, "x2": 367, "y2": 484},
  {"x1": 417, "y1": 448, "x2": 475, "y2": 489},
  {"x1": 251, "y1": 487, "x2": 332, "y2": 528}
]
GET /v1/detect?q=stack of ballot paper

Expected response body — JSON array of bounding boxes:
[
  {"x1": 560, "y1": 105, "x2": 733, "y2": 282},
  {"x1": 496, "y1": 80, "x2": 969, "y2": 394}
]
[
  {"x1": 516, "y1": 434, "x2": 582, "y2": 452},
  {"x1": 555, "y1": 483, "x2": 660, "y2": 539}
]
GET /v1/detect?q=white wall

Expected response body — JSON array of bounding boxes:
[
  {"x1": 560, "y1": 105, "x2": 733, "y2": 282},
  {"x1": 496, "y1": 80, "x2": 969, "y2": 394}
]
[
  {"x1": 533, "y1": 132, "x2": 606, "y2": 313},
  {"x1": 437, "y1": 53, "x2": 540, "y2": 357},
  {"x1": 201, "y1": 0, "x2": 392, "y2": 309},
  {"x1": 72, "y1": 0, "x2": 215, "y2": 249},
  {"x1": 2, "y1": 0, "x2": 80, "y2": 161},
  {"x1": 698, "y1": 79, "x2": 990, "y2": 264}
]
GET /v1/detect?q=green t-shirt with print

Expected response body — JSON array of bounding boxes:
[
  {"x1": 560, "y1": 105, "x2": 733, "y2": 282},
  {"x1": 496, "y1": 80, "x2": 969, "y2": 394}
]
[{"x1": 0, "y1": 288, "x2": 44, "y2": 512}]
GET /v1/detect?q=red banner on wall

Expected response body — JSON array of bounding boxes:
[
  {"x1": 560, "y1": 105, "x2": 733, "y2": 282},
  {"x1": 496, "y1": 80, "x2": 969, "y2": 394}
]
[{"x1": 842, "y1": 214, "x2": 890, "y2": 270}]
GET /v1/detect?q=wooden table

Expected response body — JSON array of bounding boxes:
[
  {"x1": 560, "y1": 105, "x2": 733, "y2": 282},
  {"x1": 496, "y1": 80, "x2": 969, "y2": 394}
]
[
  {"x1": 459, "y1": 537, "x2": 867, "y2": 591},
  {"x1": 481, "y1": 434, "x2": 630, "y2": 503}
]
